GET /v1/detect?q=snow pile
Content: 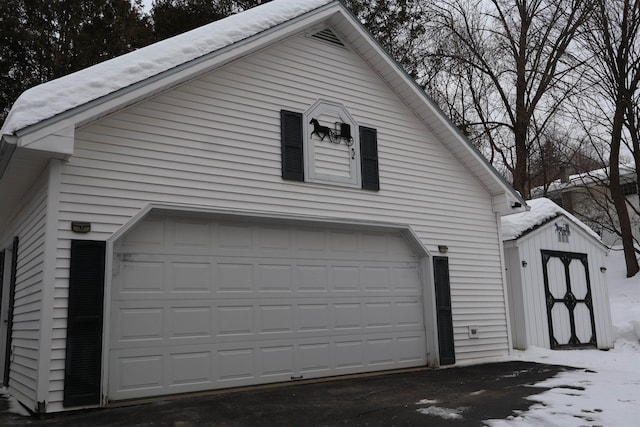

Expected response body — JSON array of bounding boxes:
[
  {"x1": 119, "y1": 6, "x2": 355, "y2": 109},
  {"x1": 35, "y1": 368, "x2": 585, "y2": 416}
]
[
  {"x1": 0, "y1": 0, "x2": 333, "y2": 136},
  {"x1": 0, "y1": 387, "x2": 29, "y2": 416},
  {"x1": 486, "y1": 249, "x2": 640, "y2": 426},
  {"x1": 606, "y1": 247, "x2": 640, "y2": 342},
  {"x1": 415, "y1": 399, "x2": 467, "y2": 420},
  {"x1": 501, "y1": 197, "x2": 601, "y2": 241}
]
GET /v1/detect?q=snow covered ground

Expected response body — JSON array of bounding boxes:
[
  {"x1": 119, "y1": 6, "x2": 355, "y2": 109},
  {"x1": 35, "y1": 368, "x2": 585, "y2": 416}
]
[{"x1": 486, "y1": 248, "x2": 640, "y2": 427}]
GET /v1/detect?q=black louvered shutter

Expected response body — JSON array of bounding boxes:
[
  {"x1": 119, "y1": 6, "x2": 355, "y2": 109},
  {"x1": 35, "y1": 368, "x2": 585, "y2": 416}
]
[
  {"x1": 0, "y1": 249, "x2": 3, "y2": 385},
  {"x1": 281, "y1": 110, "x2": 304, "y2": 181},
  {"x1": 360, "y1": 126, "x2": 379, "y2": 190},
  {"x1": 3, "y1": 237, "x2": 18, "y2": 386},
  {"x1": 64, "y1": 240, "x2": 106, "y2": 407},
  {"x1": 434, "y1": 256, "x2": 455, "y2": 365}
]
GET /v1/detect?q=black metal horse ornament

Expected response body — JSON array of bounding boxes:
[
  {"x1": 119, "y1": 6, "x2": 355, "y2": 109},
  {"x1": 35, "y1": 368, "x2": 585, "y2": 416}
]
[{"x1": 309, "y1": 118, "x2": 353, "y2": 146}]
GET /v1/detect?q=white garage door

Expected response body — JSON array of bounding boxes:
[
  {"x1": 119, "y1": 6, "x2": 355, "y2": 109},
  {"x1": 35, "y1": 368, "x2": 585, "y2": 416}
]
[{"x1": 108, "y1": 214, "x2": 427, "y2": 401}]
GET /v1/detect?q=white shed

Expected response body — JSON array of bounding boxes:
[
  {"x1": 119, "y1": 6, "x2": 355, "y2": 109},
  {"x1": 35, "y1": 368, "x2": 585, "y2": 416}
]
[{"x1": 502, "y1": 198, "x2": 614, "y2": 350}]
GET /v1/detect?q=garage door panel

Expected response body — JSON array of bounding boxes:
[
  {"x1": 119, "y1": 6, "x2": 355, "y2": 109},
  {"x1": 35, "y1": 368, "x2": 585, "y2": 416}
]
[
  {"x1": 295, "y1": 265, "x2": 329, "y2": 291},
  {"x1": 116, "y1": 260, "x2": 165, "y2": 294},
  {"x1": 109, "y1": 331, "x2": 428, "y2": 400},
  {"x1": 397, "y1": 335, "x2": 428, "y2": 362},
  {"x1": 256, "y1": 264, "x2": 293, "y2": 292},
  {"x1": 169, "y1": 306, "x2": 212, "y2": 339},
  {"x1": 217, "y1": 223, "x2": 252, "y2": 249},
  {"x1": 366, "y1": 338, "x2": 394, "y2": 365},
  {"x1": 259, "y1": 345, "x2": 295, "y2": 377},
  {"x1": 217, "y1": 262, "x2": 254, "y2": 292},
  {"x1": 257, "y1": 304, "x2": 294, "y2": 334},
  {"x1": 298, "y1": 304, "x2": 330, "y2": 331},
  {"x1": 169, "y1": 351, "x2": 212, "y2": 386},
  {"x1": 364, "y1": 302, "x2": 392, "y2": 328},
  {"x1": 109, "y1": 217, "x2": 427, "y2": 401},
  {"x1": 295, "y1": 229, "x2": 327, "y2": 253},
  {"x1": 111, "y1": 297, "x2": 425, "y2": 347},
  {"x1": 170, "y1": 262, "x2": 212, "y2": 292},
  {"x1": 172, "y1": 221, "x2": 212, "y2": 249}
]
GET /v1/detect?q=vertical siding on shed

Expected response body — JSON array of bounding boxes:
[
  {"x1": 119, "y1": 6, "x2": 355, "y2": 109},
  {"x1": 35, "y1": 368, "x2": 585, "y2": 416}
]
[
  {"x1": 0, "y1": 164, "x2": 49, "y2": 410},
  {"x1": 504, "y1": 245, "x2": 526, "y2": 349},
  {"x1": 516, "y1": 220, "x2": 613, "y2": 350},
  {"x1": 48, "y1": 33, "x2": 509, "y2": 410}
]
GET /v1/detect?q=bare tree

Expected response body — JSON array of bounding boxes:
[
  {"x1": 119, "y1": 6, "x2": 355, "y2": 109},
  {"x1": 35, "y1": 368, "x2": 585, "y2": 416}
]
[
  {"x1": 582, "y1": 0, "x2": 640, "y2": 277},
  {"x1": 422, "y1": 0, "x2": 594, "y2": 198}
]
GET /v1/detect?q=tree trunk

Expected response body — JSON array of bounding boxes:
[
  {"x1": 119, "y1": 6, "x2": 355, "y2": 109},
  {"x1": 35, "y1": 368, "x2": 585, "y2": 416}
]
[{"x1": 610, "y1": 101, "x2": 640, "y2": 277}]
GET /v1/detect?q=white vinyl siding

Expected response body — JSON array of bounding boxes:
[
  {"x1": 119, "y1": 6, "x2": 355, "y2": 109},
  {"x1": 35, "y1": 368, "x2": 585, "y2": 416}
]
[
  {"x1": 507, "y1": 218, "x2": 613, "y2": 350},
  {"x1": 49, "y1": 33, "x2": 507, "y2": 410},
  {"x1": 0, "y1": 165, "x2": 48, "y2": 410}
]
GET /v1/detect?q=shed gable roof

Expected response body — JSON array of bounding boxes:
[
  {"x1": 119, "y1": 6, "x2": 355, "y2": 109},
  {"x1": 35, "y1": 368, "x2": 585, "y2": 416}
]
[
  {"x1": 501, "y1": 198, "x2": 604, "y2": 247},
  {"x1": 0, "y1": 0, "x2": 523, "y2": 210}
]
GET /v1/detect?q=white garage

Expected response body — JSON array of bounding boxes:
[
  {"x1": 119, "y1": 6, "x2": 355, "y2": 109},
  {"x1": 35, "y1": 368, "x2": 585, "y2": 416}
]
[{"x1": 107, "y1": 212, "x2": 429, "y2": 401}]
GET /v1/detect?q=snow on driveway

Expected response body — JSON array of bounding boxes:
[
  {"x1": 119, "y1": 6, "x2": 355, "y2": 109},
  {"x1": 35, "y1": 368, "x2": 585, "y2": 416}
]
[{"x1": 484, "y1": 249, "x2": 640, "y2": 426}]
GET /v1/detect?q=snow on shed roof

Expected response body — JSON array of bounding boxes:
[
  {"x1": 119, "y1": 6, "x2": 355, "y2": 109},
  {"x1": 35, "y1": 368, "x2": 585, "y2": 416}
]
[
  {"x1": 501, "y1": 198, "x2": 601, "y2": 241},
  {"x1": 0, "y1": 0, "x2": 332, "y2": 136}
]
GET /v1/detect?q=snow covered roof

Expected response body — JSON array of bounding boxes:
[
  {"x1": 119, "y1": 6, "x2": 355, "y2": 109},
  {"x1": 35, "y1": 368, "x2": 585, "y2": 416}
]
[
  {"x1": 0, "y1": 0, "x2": 333, "y2": 135},
  {"x1": 501, "y1": 197, "x2": 602, "y2": 241},
  {"x1": 532, "y1": 165, "x2": 636, "y2": 196}
]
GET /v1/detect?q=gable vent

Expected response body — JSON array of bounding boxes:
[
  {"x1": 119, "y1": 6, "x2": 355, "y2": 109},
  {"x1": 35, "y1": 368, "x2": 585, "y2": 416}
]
[{"x1": 309, "y1": 28, "x2": 346, "y2": 48}]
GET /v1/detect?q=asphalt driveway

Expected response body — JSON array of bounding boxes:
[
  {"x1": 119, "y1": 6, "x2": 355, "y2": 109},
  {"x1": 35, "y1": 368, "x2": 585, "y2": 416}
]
[{"x1": 0, "y1": 361, "x2": 576, "y2": 426}]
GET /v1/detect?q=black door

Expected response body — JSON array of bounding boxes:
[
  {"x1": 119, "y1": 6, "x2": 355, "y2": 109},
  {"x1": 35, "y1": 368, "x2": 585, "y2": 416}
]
[{"x1": 541, "y1": 250, "x2": 597, "y2": 349}]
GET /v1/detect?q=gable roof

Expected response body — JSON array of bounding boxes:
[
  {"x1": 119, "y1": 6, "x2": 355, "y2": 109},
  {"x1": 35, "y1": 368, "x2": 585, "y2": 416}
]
[
  {"x1": 0, "y1": 0, "x2": 524, "y2": 212},
  {"x1": 501, "y1": 197, "x2": 604, "y2": 244}
]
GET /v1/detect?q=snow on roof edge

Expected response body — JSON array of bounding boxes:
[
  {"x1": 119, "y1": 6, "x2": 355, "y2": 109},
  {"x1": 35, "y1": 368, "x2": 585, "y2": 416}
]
[
  {"x1": 0, "y1": 0, "x2": 334, "y2": 136},
  {"x1": 501, "y1": 198, "x2": 603, "y2": 243}
]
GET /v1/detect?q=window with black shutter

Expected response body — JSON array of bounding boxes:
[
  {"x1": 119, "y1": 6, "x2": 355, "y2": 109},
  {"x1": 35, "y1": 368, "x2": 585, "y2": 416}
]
[
  {"x1": 281, "y1": 110, "x2": 304, "y2": 181},
  {"x1": 433, "y1": 256, "x2": 455, "y2": 365},
  {"x1": 280, "y1": 107, "x2": 380, "y2": 190},
  {"x1": 359, "y1": 126, "x2": 379, "y2": 191},
  {"x1": 64, "y1": 240, "x2": 106, "y2": 407}
]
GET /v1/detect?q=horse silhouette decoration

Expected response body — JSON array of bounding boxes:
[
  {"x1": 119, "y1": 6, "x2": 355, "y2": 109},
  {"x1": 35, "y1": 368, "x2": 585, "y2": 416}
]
[
  {"x1": 309, "y1": 118, "x2": 333, "y2": 142},
  {"x1": 309, "y1": 118, "x2": 354, "y2": 146}
]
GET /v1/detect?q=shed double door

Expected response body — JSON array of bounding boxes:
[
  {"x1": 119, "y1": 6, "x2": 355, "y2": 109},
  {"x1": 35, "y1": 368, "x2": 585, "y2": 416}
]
[
  {"x1": 541, "y1": 250, "x2": 596, "y2": 349},
  {"x1": 108, "y1": 215, "x2": 428, "y2": 401}
]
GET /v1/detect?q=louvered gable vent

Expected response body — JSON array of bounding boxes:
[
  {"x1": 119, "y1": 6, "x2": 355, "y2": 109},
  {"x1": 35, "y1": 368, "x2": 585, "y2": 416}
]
[{"x1": 309, "y1": 28, "x2": 346, "y2": 48}]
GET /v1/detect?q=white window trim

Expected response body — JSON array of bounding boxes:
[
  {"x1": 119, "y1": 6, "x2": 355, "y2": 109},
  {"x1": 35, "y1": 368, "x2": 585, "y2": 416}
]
[{"x1": 303, "y1": 99, "x2": 361, "y2": 188}]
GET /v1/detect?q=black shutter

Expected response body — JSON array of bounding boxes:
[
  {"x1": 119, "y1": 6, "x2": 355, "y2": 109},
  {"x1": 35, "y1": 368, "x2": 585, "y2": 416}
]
[
  {"x1": 433, "y1": 256, "x2": 455, "y2": 365},
  {"x1": 0, "y1": 249, "x2": 4, "y2": 383},
  {"x1": 3, "y1": 237, "x2": 18, "y2": 386},
  {"x1": 281, "y1": 110, "x2": 304, "y2": 181},
  {"x1": 0, "y1": 250, "x2": 4, "y2": 317},
  {"x1": 359, "y1": 126, "x2": 379, "y2": 190},
  {"x1": 64, "y1": 240, "x2": 106, "y2": 407}
]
